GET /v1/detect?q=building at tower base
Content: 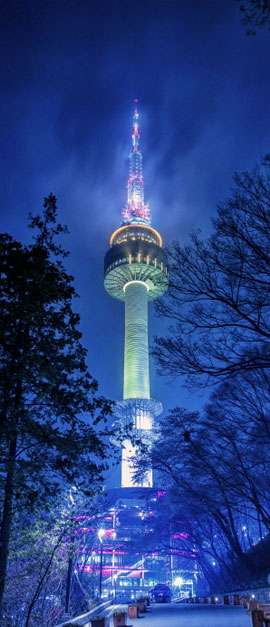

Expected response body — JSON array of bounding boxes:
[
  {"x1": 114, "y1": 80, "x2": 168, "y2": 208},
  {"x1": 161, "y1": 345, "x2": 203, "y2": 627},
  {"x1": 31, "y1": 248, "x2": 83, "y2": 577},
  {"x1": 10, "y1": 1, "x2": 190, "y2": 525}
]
[{"x1": 78, "y1": 488, "x2": 197, "y2": 601}]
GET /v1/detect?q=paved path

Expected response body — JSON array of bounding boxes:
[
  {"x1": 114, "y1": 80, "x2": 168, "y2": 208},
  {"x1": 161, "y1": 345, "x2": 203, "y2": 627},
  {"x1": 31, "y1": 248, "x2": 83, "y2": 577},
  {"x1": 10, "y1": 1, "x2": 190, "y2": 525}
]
[{"x1": 136, "y1": 603, "x2": 251, "y2": 627}]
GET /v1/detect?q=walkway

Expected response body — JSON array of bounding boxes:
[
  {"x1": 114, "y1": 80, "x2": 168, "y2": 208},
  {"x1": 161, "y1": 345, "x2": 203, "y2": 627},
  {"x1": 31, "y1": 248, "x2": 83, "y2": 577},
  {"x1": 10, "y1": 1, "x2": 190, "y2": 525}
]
[{"x1": 138, "y1": 603, "x2": 251, "y2": 627}]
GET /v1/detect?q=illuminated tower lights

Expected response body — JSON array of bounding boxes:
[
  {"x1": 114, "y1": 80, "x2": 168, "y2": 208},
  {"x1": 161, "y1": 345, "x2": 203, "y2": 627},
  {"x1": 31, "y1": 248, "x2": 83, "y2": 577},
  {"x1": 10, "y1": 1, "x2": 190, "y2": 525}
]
[
  {"x1": 122, "y1": 101, "x2": 151, "y2": 226},
  {"x1": 104, "y1": 103, "x2": 168, "y2": 488}
]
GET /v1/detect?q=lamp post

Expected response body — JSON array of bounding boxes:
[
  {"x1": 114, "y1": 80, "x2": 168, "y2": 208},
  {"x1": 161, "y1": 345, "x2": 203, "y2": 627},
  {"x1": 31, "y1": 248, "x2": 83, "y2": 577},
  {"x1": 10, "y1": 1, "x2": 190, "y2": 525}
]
[
  {"x1": 65, "y1": 536, "x2": 75, "y2": 615},
  {"x1": 98, "y1": 528, "x2": 105, "y2": 598},
  {"x1": 64, "y1": 487, "x2": 77, "y2": 617},
  {"x1": 112, "y1": 573, "x2": 117, "y2": 600},
  {"x1": 173, "y1": 576, "x2": 184, "y2": 599}
]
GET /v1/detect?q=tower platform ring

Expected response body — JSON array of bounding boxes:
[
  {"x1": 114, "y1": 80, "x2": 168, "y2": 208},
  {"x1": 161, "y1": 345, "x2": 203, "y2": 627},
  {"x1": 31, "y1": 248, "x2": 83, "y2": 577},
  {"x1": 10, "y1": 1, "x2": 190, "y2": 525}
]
[
  {"x1": 104, "y1": 240, "x2": 168, "y2": 301},
  {"x1": 110, "y1": 223, "x2": 163, "y2": 247}
]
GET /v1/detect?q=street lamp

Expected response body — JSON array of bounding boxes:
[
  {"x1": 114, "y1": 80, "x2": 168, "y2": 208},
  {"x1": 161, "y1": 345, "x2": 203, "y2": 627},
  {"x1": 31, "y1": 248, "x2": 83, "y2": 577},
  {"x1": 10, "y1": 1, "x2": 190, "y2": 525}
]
[
  {"x1": 112, "y1": 573, "x2": 118, "y2": 600},
  {"x1": 98, "y1": 528, "x2": 106, "y2": 598},
  {"x1": 65, "y1": 487, "x2": 77, "y2": 617},
  {"x1": 174, "y1": 576, "x2": 184, "y2": 587},
  {"x1": 173, "y1": 576, "x2": 184, "y2": 598}
]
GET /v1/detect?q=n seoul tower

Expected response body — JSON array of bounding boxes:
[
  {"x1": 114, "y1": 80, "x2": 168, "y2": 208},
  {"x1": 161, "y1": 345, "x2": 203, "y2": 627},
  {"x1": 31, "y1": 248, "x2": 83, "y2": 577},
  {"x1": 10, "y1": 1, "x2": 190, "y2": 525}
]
[{"x1": 104, "y1": 103, "x2": 168, "y2": 488}]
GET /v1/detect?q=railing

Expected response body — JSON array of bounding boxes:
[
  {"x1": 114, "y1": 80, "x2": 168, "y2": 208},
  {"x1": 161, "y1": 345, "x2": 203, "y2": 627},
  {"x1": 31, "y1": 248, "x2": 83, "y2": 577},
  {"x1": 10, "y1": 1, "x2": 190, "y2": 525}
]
[
  {"x1": 55, "y1": 600, "x2": 125, "y2": 627},
  {"x1": 55, "y1": 595, "x2": 150, "y2": 627},
  {"x1": 175, "y1": 585, "x2": 270, "y2": 606}
]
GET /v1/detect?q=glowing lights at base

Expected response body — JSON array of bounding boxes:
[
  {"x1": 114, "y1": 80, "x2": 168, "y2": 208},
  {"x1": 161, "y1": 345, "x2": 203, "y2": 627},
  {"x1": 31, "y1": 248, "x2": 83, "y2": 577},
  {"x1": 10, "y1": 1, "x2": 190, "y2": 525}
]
[
  {"x1": 97, "y1": 528, "x2": 106, "y2": 542},
  {"x1": 173, "y1": 576, "x2": 184, "y2": 587},
  {"x1": 173, "y1": 576, "x2": 194, "y2": 598}
]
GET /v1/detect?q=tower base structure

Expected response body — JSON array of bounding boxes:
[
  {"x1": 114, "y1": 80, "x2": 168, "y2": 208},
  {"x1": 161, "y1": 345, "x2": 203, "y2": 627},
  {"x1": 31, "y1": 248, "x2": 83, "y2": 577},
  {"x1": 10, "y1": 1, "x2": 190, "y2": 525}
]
[{"x1": 79, "y1": 486, "x2": 197, "y2": 602}]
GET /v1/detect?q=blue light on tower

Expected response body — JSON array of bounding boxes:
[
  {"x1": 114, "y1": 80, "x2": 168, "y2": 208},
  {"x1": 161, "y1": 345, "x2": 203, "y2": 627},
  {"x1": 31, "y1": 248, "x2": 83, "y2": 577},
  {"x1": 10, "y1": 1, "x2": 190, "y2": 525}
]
[{"x1": 104, "y1": 103, "x2": 168, "y2": 487}]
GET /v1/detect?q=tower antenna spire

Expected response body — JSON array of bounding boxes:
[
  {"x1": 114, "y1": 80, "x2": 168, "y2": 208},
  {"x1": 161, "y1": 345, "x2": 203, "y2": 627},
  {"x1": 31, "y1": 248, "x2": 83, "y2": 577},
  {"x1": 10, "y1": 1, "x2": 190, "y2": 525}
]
[
  {"x1": 104, "y1": 104, "x2": 168, "y2": 488},
  {"x1": 122, "y1": 101, "x2": 151, "y2": 225},
  {"x1": 132, "y1": 98, "x2": 140, "y2": 151}
]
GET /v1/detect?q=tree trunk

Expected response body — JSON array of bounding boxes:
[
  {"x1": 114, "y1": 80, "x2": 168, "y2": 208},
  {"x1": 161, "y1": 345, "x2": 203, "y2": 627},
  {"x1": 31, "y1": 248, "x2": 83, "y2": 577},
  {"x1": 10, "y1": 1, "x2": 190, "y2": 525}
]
[
  {"x1": 0, "y1": 375, "x2": 22, "y2": 618},
  {"x1": 24, "y1": 532, "x2": 65, "y2": 627},
  {"x1": 0, "y1": 431, "x2": 17, "y2": 617}
]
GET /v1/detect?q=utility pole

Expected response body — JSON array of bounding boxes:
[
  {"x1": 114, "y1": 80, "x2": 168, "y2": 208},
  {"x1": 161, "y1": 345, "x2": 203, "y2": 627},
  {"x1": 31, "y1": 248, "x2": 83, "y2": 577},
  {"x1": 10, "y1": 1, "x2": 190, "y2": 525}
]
[{"x1": 98, "y1": 528, "x2": 105, "y2": 598}]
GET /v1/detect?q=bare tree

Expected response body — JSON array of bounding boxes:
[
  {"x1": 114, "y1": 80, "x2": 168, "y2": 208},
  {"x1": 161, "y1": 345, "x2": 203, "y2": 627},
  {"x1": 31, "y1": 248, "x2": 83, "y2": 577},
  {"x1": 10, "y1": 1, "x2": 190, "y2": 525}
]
[
  {"x1": 154, "y1": 160, "x2": 270, "y2": 385},
  {"x1": 135, "y1": 392, "x2": 270, "y2": 589}
]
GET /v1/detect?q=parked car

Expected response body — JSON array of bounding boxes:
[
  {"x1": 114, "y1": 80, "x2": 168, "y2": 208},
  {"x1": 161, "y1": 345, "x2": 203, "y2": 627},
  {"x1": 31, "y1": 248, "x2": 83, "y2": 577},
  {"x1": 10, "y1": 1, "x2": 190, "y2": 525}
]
[{"x1": 152, "y1": 584, "x2": 171, "y2": 603}]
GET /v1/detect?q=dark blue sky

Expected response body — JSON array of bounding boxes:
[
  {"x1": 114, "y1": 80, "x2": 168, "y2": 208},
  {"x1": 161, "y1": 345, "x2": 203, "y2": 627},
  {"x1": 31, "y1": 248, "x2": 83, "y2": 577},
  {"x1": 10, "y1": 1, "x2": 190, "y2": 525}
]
[{"x1": 1, "y1": 0, "x2": 270, "y2": 415}]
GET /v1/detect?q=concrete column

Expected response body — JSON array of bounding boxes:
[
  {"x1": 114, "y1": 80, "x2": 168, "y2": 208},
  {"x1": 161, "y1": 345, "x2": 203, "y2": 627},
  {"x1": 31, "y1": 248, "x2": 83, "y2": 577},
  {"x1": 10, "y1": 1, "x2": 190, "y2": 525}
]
[{"x1": 123, "y1": 281, "x2": 150, "y2": 400}]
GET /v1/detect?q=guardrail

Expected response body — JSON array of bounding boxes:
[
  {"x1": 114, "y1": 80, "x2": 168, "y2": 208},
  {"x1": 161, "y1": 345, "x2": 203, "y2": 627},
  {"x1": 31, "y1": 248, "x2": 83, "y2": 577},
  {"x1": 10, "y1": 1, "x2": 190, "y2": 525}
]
[
  {"x1": 55, "y1": 595, "x2": 150, "y2": 627},
  {"x1": 55, "y1": 600, "x2": 127, "y2": 627},
  {"x1": 176, "y1": 586, "x2": 270, "y2": 607}
]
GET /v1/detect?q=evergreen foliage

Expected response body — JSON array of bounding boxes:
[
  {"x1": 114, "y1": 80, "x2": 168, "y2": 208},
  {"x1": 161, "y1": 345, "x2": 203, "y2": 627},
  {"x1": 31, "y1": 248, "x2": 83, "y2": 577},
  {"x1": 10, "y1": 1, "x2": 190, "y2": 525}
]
[
  {"x1": 239, "y1": 0, "x2": 270, "y2": 34},
  {"x1": 0, "y1": 194, "x2": 112, "y2": 618}
]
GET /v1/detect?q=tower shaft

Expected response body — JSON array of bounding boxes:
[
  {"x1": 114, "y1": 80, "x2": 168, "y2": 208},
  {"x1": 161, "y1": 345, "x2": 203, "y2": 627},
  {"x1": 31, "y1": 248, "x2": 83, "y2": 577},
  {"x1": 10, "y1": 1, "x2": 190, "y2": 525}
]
[
  {"x1": 124, "y1": 281, "x2": 150, "y2": 400},
  {"x1": 104, "y1": 104, "x2": 168, "y2": 490}
]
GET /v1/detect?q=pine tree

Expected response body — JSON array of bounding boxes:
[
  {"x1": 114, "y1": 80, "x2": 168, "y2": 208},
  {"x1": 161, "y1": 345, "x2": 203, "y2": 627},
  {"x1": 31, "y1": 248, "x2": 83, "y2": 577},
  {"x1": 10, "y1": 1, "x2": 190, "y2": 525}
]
[{"x1": 0, "y1": 195, "x2": 112, "y2": 615}]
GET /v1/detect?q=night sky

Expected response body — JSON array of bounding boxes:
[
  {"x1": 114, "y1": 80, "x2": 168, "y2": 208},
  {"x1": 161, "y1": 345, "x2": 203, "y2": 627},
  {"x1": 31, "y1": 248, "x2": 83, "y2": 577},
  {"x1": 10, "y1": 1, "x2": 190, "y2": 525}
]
[{"x1": 1, "y1": 0, "x2": 270, "y2": 419}]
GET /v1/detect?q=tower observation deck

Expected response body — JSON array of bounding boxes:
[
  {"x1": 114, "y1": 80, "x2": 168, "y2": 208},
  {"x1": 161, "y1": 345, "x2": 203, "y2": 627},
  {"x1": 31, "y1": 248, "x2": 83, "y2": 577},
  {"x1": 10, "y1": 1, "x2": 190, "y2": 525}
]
[{"x1": 104, "y1": 103, "x2": 168, "y2": 487}]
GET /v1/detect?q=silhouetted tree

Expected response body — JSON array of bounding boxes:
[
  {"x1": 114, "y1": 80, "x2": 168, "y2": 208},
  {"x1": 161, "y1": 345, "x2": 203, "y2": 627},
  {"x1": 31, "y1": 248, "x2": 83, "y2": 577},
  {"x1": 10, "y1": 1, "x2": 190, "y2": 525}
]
[
  {"x1": 0, "y1": 195, "x2": 112, "y2": 618},
  {"x1": 205, "y1": 370, "x2": 270, "y2": 532},
  {"x1": 135, "y1": 392, "x2": 270, "y2": 589},
  {"x1": 154, "y1": 160, "x2": 270, "y2": 385},
  {"x1": 239, "y1": 0, "x2": 270, "y2": 34}
]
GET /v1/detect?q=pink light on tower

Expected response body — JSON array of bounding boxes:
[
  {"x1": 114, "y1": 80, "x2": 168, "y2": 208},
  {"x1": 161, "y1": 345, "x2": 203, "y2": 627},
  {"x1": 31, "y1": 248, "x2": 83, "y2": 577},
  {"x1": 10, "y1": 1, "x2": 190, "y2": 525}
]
[{"x1": 122, "y1": 101, "x2": 151, "y2": 225}]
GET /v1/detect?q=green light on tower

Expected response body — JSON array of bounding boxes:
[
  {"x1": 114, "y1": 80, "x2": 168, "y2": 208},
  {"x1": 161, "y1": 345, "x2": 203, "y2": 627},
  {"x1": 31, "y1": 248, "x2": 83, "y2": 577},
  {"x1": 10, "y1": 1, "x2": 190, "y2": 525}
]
[
  {"x1": 124, "y1": 280, "x2": 150, "y2": 400},
  {"x1": 104, "y1": 103, "x2": 168, "y2": 487}
]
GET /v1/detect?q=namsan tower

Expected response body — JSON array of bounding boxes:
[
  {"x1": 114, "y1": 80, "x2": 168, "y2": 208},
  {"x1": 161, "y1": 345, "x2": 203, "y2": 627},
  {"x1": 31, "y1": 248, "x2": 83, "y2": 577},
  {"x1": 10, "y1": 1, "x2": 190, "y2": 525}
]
[{"x1": 104, "y1": 103, "x2": 168, "y2": 488}]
